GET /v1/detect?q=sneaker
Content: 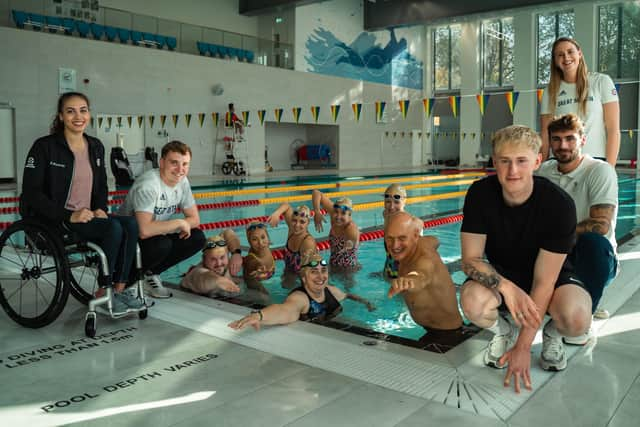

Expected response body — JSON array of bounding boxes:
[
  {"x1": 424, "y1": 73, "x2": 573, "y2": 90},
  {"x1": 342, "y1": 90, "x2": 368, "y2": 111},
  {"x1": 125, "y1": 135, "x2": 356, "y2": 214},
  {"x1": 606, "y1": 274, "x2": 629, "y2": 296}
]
[
  {"x1": 593, "y1": 308, "x2": 610, "y2": 319},
  {"x1": 483, "y1": 320, "x2": 515, "y2": 369},
  {"x1": 541, "y1": 323, "x2": 567, "y2": 371},
  {"x1": 144, "y1": 274, "x2": 172, "y2": 298},
  {"x1": 563, "y1": 326, "x2": 595, "y2": 346},
  {"x1": 110, "y1": 293, "x2": 132, "y2": 315},
  {"x1": 118, "y1": 287, "x2": 144, "y2": 310}
]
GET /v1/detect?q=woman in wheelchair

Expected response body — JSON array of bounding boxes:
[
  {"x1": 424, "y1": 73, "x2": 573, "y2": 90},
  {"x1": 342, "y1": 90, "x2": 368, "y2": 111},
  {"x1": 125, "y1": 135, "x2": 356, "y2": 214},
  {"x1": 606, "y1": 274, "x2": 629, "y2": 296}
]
[{"x1": 20, "y1": 92, "x2": 141, "y2": 315}]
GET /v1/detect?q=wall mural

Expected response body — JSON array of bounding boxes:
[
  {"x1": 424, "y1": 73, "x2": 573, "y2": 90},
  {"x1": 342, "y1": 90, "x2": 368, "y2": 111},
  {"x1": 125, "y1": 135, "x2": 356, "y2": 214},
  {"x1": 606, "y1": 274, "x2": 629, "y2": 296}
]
[{"x1": 305, "y1": 28, "x2": 423, "y2": 90}]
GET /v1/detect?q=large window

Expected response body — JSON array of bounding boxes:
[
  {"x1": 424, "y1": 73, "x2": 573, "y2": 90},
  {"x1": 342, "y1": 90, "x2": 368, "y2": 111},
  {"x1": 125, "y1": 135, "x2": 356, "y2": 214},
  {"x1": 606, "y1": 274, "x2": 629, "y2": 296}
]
[
  {"x1": 482, "y1": 18, "x2": 514, "y2": 88},
  {"x1": 599, "y1": 2, "x2": 640, "y2": 80},
  {"x1": 537, "y1": 10, "x2": 575, "y2": 86},
  {"x1": 433, "y1": 25, "x2": 461, "y2": 91}
]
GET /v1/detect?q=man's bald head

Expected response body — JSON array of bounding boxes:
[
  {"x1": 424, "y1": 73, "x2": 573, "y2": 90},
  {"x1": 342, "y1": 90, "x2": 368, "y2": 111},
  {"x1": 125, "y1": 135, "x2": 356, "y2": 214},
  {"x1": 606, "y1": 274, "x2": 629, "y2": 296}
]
[
  {"x1": 385, "y1": 211, "x2": 421, "y2": 262},
  {"x1": 386, "y1": 211, "x2": 421, "y2": 233}
]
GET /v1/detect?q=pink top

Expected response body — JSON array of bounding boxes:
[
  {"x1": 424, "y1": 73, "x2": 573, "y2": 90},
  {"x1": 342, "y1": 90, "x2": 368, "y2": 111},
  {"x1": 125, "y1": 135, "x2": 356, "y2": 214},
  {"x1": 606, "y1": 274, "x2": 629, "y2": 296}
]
[{"x1": 65, "y1": 143, "x2": 93, "y2": 211}]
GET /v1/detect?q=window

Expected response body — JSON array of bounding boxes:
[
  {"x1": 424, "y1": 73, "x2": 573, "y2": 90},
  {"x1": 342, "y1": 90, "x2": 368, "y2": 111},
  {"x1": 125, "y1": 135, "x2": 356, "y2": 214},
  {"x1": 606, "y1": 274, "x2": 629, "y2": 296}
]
[
  {"x1": 433, "y1": 25, "x2": 461, "y2": 91},
  {"x1": 482, "y1": 18, "x2": 514, "y2": 88},
  {"x1": 537, "y1": 10, "x2": 575, "y2": 86},
  {"x1": 598, "y1": 2, "x2": 640, "y2": 80}
]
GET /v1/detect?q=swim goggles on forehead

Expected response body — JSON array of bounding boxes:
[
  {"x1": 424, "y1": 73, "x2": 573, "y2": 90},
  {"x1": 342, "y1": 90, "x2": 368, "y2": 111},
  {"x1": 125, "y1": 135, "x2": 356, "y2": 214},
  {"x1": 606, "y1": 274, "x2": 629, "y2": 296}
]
[
  {"x1": 292, "y1": 210, "x2": 308, "y2": 217},
  {"x1": 203, "y1": 239, "x2": 227, "y2": 251},
  {"x1": 333, "y1": 204, "x2": 352, "y2": 212},
  {"x1": 384, "y1": 193, "x2": 403, "y2": 200},
  {"x1": 301, "y1": 259, "x2": 328, "y2": 268},
  {"x1": 246, "y1": 223, "x2": 266, "y2": 231}
]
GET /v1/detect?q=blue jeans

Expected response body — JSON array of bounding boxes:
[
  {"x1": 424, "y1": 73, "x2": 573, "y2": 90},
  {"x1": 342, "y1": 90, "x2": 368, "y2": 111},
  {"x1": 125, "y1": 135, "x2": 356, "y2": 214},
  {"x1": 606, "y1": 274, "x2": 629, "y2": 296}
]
[
  {"x1": 66, "y1": 215, "x2": 139, "y2": 284},
  {"x1": 569, "y1": 232, "x2": 618, "y2": 312}
]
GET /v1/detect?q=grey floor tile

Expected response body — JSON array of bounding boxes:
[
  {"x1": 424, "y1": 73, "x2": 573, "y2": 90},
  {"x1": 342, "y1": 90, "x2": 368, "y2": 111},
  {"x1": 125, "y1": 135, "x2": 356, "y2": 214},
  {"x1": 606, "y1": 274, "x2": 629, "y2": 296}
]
[
  {"x1": 394, "y1": 400, "x2": 507, "y2": 427},
  {"x1": 608, "y1": 373, "x2": 640, "y2": 427}
]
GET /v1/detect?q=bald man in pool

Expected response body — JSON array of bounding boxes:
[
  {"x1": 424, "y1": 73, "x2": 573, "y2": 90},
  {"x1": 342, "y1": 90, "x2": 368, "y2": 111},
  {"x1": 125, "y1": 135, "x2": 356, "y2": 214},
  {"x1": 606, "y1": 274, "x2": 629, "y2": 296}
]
[{"x1": 386, "y1": 212, "x2": 463, "y2": 332}]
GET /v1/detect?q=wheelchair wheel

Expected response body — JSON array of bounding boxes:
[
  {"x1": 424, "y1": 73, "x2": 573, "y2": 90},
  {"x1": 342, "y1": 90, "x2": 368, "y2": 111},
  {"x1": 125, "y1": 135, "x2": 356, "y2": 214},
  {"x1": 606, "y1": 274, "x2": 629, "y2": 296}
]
[
  {"x1": 221, "y1": 161, "x2": 233, "y2": 175},
  {"x1": 0, "y1": 221, "x2": 69, "y2": 328},
  {"x1": 85, "y1": 313, "x2": 96, "y2": 338},
  {"x1": 67, "y1": 249, "x2": 101, "y2": 305},
  {"x1": 138, "y1": 309, "x2": 148, "y2": 319}
]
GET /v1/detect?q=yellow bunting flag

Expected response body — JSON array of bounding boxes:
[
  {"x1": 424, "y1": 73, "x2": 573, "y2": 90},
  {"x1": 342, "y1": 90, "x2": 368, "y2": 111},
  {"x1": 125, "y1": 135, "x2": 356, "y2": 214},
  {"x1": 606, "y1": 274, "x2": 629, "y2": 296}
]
[
  {"x1": 198, "y1": 113, "x2": 205, "y2": 127},
  {"x1": 505, "y1": 91, "x2": 520, "y2": 114},
  {"x1": 224, "y1": 112, "x2": 232, "y2": 127},
  {"x1": 107, "y1": 117, "x2": 112, "y2": 128},
  {"x1": 211, "y1": 112, "x2": 219, "y2": 127},
  {"x1": 90, "y1": 117, "x2": 95, "y2": 128},
  {"x1": 292, "y1": 107, "x2": 302, "y2": 123},
  {"x1": 462, "y1": 132, "x2": 467, "y2": 139},
  {"x1": 242, "y1": 111, "x2": 249, "y2": 125},
  {"x1": 310, "y1": 106, "x2": 320, "y2": 123},
  {"x1": 398, "y1": 99, "x2": 410, "y2": 119},
  {"x1": 422, "y1": 98, "x2": 434, "y2": 118},
  {"x1": 126, "y1": 116, "x2": 132, "y2": 128},
  {"x1": 116, "y1": 116, "x2": 122, "y2": 128},
  {"x1": 401, "y1": 131, "x2": 405, "y2": 138},
  {"x1": 375, "y1": 101, "x2": 386, "y2": 123},
  {"x1": 476, "y1": 94, "x2": 490, "y2": 116},
  {"x1": 352, "y1": 103, "x2": 362, "y2": 122},
  {"x1": 472, "y1": 132, "x2": 476, "y2": 139},
  {"x1": 274, "y1": 108, "x2": 283, "y2": 123},
  {"x1": 330, "y1": 104, "x2": 340, "y2": 122},
  {"x1": 257, "y1": 110, "x2": 266, "y2": 125},
  {"x1": 172, "y1": 114, "x2": 179, "y2": 128},
  {"x1": 384, "y1": 131, "x2": 389, "y2": 137},
  {"x1": 185, "y1": 114, "x2": 192, "y2": 128},
  {"x1": 160, "y1": 115, "x2": 167, "y2": 128},
  {"x1": 629, "y1": 129, "x2": 634, "y2": 139},
  {"x1": 448, "y1": 96, "x2": 460, "y2": 118},
  {"x1": 537, "y1": 88, "x2": 544, "y2": 107},
  {"x1": 137, "y1": 115, "x2": 144, "y2": 128},
  {"x1": 426, "y1": 132, "x2": 430, "y2": 138},
  {"x1": 148, "y1": 115, "x2": 155, "y2": 128}
]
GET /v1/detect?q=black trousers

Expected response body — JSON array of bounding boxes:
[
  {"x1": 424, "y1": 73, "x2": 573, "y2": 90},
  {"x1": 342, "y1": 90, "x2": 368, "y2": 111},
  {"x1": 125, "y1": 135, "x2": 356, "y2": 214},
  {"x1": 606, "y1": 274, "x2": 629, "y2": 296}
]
[{"x1": 138, "y1": 228, "x2": 206, "y2": 275}]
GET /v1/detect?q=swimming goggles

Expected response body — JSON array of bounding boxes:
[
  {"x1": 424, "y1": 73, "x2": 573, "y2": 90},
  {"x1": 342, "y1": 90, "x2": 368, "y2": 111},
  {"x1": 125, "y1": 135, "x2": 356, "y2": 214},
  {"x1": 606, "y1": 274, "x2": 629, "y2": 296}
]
[
  {"x1": 292, "y1": 210, "x2": 308, "y2": 217},
  {"x1": 384, "y1": 193, "x2": 403, "y2": 200},
  {"x1": 301, "y1": 259, "x2": 328, "y2": 268},
  {"x1": 203, "y1": 239, "x2": 227, "y2": 251},
  {"x1": 333, "y1": 204, "x2": 352, "y2": 212},
  {"x1": 246, "y1": 223, "x2": 266, "y2": 231}
]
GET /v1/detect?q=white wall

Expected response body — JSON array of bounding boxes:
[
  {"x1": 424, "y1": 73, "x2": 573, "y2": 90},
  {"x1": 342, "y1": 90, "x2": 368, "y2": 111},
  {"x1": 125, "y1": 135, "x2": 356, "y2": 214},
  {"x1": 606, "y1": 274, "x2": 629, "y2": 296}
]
[
  {"x1": 100, "y1": 0, "x2": 258, "y2": 37},
  {"x1": 1, "y1": 26, "x2": 422, "y2": 184}
]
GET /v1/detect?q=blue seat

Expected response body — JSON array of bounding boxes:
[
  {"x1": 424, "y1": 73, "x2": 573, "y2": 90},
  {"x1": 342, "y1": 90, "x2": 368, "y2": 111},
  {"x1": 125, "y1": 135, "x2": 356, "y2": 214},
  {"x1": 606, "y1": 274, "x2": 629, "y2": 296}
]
[
  {"x1": 76, "y1": 20, "x2": 90, "y2": 37},
  {"x1": 12, "y1": 10, "x2": 28, "y2": 28},
  {"x1": 166, "y1": 36, "x2": 177, "y2": 50},
  {"x1": 227, "y1": 47, "x2": 239, "y2": 59},
  {"x1": 218, "y1": 46, "x2": 228, "y2": 57},
  {"x1": 45, "y1": 16, "x2": 62, "y2": 33},
  {"x1": 208, "y1": 43, "x2": 219, "y2": 57},
  {"x1": 142, "y1": 32, "x2": 155, "y2": 46},
  {"x1": 89, "y1": 23, "x2": 104, "y2": 39},
  {"x1": 154, "y1": 34, "x2": 166, "y2": 49},
  {"x1": 245, "y1": 50, "x2": 255, "y2": 63},
  {"x1": 117, "y1": 28, "x2": 130, "y2": 43},
  {"x1": 62, "y1": 18, "x2": 75, "y2": 35},
  {"x1": 28, "y1": 13, "x2": 45, "y2": 31},
  {"x1": 130, "y1": 31, "x2": 142, "y2": 45},
  {"x1": 197, "y1": 41, "x2": 208, "y2": 55},
  {"x1": 104, "y1": 25, "x2": 117, "y2": 42}
]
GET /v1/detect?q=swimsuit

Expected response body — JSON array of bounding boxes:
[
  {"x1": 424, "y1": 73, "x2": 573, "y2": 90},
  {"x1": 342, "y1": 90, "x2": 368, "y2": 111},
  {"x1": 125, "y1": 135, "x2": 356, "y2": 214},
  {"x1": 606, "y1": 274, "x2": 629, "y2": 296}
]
[
  {"x1": 284, "y1": 234, "x2": 312, "y2": 273},
  {"x1": 290, "y1": 286, "x2": 342, "y2": 322},
  {"x1": 329, "y1": 234, "x2": 358, "y2": 268},
  {"x1": 246, "y1": 251, "x2": 275, "y2": 280}
]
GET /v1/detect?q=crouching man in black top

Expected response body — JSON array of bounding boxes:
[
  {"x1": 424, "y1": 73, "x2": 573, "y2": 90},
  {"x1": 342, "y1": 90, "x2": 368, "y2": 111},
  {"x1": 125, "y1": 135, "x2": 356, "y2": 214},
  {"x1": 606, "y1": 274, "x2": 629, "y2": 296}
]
[{"x1": 460, "y1": 125, "x2": 588, "y2": 394}]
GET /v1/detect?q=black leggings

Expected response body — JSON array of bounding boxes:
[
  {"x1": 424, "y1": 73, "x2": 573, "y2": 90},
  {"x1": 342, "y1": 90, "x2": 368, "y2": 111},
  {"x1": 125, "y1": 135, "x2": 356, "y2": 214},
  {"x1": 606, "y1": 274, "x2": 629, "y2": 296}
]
[{"x1": 138, "y1": 228, "x2": 206, "y2": 275}]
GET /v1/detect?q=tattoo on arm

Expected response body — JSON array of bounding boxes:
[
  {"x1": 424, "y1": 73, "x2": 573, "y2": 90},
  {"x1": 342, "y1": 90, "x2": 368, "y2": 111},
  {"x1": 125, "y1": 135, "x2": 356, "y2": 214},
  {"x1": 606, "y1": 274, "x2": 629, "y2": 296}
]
[
  {"x1": 462, "y1": 261, "x2": 501, "y2": 289},
  {"x1": 577, "y1": 204, "x2": 615, "y2": 235}
]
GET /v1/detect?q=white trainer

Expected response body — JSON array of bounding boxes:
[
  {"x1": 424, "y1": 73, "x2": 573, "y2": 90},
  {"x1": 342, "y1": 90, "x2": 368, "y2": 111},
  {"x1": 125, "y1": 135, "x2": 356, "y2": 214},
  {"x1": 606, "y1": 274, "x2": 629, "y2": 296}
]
[
  {"x1": 541, "y1": 322, "x2": 567, "y2": 371},
  {"x1": 483, "y1": 320, "x2": 515, "y2": 369},
  {"x1": 144, "y1": 274, "x2": 172, "y2": 298},
  {"x1": 563, "y1": 325, "x2": 595, "y2": 346}
]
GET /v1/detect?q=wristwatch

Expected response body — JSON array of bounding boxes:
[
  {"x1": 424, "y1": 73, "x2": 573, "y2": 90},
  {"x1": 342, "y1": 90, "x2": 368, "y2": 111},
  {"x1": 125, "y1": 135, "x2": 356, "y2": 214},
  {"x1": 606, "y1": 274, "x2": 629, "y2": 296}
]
[
  {"x1": 250, "y1": 309, "x2": 263, "y2": 321},
  {"x1": 232, "y1": 248, "x2": 242, "y2": 255}
]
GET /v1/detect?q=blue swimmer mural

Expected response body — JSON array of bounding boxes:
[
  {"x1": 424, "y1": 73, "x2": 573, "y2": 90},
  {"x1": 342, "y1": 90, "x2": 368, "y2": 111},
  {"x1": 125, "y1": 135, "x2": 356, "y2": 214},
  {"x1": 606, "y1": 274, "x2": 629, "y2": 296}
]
[{"x1": 305, "y1": 28, "x2": 423, "y2": 90}]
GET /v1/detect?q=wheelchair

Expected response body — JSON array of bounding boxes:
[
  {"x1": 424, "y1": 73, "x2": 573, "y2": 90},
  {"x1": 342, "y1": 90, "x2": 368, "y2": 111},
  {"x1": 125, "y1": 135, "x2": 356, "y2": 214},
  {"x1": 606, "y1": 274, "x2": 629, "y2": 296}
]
[{"x1": 0, "y1": 217, "x2": 151, "y2": 338}]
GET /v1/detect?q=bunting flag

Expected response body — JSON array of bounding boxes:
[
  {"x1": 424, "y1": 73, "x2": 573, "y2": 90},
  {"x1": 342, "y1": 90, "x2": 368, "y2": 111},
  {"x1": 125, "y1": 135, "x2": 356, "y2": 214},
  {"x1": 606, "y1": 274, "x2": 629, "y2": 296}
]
[
  {"x1": 137, "y1": 115, "x2": 144, "y2": 128},
  {"x1": 211, "y1": 112, "x2": 219, "y2": 127},
  {"x1": 224, "y1": 112, "x2": 232, "y2": 127},
  {"x1": 148, "y1": 115, "x2": 155, "y2": 128},
  {"x1": 472, "y1": 132, "x2": 476, "y2": 139},
  {"x1": 274, "y1": 108, "x2": 283, "y2": 123},
  {"x1": 160, "y1": 115, "x2": 167, "y2": 128},
  {"x1": 375, "y1": 101, "x2": 386, "y2": 123},
  {"x1": 292, "y1": 107, "x2": 302, "y2": 124},
  {"x1": 476, "y1": 94, "x2": 490, "y2": 116},
  {"x1": 171, "y1": 114, "x2": 178, "y2": 128},
  {"x1": 185, "y1": 114, "x2": 192, "y2": 128},
  {"x1": 90, "y1": 117, "x2": 95, "y2": 128},
  {"x1": 448, "y1": 96, "x2": 460, "y2": 118},
  {"x1": 426, "y1": 132, "x2": 430, "y2": 138},
  {"x1": 615, "y1": 83, "x2": 621, "y2": 95},
  {"x1": 422, "y1": 98, "x2": 434, "y2": 118},
  {"x1": 310, "y1": 106, "x2": 320, "y2": 123},
  {"x1": 629, "y1": 129, "x2": 634, "y2": 138},
  {"x1": 106, "y1": 117, "x2": 112, "y2": 128},
  {"x1": 330, "y1": 104, "x2": 340, "y2": 122},
  {"x1": 537, "y1": 88, "x2": 544, "y2": 107},
  {"x1": 398, "y1": 99, "x2": 410, "y2": 119},
  {"x1": 116, "y1": 116, "x2": 122, "y2": 128},
  {"x1": 505, "y1": 91, "x2": 520, "y2": 114},
  {"x1": 352, "y1": 103, "x2": 362, "y2": 122},
  {"x1": 242, "y1": 111, "x2": 249, "y2": 125},
  {"x1": 257, "y1": 110, "x2": 266, "y2": 125},
  {"x1": 126, "y1": 116, "x2": 132, "y2": 128},
  {"x1": 198, "y1": 113, "x2": 205, "y2": 127}
]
